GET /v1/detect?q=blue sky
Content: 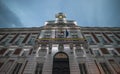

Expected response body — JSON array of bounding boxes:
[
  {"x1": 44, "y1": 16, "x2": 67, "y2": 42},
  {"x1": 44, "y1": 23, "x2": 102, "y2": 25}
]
[{"x1": 0, "y1": 0, "x2": 120, "y2": 28}]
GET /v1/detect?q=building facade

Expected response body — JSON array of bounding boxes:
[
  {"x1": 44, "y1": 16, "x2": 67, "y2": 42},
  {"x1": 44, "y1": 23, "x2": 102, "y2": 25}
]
[{"x1": 0, "y1": 13, "x2": 120, "y2": 74}]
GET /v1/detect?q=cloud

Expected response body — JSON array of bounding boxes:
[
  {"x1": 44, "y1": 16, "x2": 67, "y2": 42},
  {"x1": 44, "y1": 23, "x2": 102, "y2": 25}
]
[
  {"x1": 0, "y1": 1, "x2": 23, "y2": 28},
  {"x1": 0, "y1": 0, "x2": 120, "y2": 27}
]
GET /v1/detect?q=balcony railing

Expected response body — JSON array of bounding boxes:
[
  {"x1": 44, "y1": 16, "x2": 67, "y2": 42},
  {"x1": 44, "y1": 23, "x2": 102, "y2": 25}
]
[{"x1": 37, "y1": 38, "x2": 85, "y2": 44}]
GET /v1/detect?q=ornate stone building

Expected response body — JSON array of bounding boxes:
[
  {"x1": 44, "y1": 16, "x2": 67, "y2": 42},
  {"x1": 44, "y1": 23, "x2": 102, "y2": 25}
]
[{"x1": 0, "y1": 13, "x2": 120, "y2": 74}]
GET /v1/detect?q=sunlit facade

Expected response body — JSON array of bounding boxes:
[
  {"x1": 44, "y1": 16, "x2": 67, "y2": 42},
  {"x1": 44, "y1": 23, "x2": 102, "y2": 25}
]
[{"x1": 0, "y1": 13, "x2": 120, "y2": 74}]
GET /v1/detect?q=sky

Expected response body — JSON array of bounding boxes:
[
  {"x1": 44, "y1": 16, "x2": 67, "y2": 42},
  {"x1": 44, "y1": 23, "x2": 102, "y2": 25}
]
[{"x1": 0, "y1": 0, "x2": 120, "y2": 28}]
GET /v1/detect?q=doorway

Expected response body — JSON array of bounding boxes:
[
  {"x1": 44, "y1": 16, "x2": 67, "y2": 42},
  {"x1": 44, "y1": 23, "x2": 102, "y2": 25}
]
[{"x1": 52, "y1": 52, "x2": 70, "y2": 74}]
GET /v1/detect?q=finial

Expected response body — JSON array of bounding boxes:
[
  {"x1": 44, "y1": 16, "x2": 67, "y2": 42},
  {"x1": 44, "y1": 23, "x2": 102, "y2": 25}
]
[{"x1": 55, "y1": 12, "x2": 66, "y2": 19}]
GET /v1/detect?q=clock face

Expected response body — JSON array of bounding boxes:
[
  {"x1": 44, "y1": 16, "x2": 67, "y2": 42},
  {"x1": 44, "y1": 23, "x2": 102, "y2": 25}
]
[
  {"x1": 58, "y1": 15, "x2": 63, "y2": 19},
  {"x1": 56, "y1": 13, "x2": 66, "y2": 19}
]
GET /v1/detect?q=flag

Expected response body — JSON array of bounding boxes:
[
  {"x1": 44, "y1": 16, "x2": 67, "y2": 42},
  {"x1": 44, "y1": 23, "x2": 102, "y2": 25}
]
[{"x1": 66, "y1": 29, "x2": 69, "y2": 38}]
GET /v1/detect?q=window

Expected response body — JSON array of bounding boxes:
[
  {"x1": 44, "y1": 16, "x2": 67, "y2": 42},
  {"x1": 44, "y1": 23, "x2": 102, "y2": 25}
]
[
  {"x1": 86, "y1": 36, "x2": 95, "y2": 44},
  {"x1": 94, "y1": 50, "x2": 101, "y2": 56},
  {"x1": 12, "y1": 63, "x2": 22, "y2": 74},
  {"x1": 10, "y1": 33, "x2": 20, "y2": 43},
  {"x1": 0, "y1": 33, "x2": 9, "y2": 42},
  {"x1": 97, "y1": 36, "x2": 107, "y2": 44},
  {"x1": 115, "y1": 48, "x2": 120, "y2": 54},
  {"x1": 0, "y1": 48, "x2": 7, "y2": 55},
  {"x1": 71, "y1": 35, "x2": 78, "y2": 38},
  {"x1": 70, "y1": 31, "x2": 77, "y2": 35},
  {"x1": 113, "y1": 33, "x2": 120, "y2": 39},
  {"x1": 70, "y1": 31, "x2": 78, "y2": 38},
  {"x1": 5, "y1": 50, "x2": 13, "y2": 56},
  {"x1": 29, "y1": 48, "x2": 33, "y2": 55},
  {"x1": 44, "y1": 35, "x2": 51, "y2": 38},
  {"x1": 15, "y1": 36, "x2": 24, "y2": 45},
  {"x1": 38, "y1": 49, "x2": 47, "y2": 56},
  {"x1": 100, "y1": 48, "x2": 109, "y2": 54},
  {"x1": 100, "y1": 62, "x2": 112, "y2": 74},
  {"x1": 109, "y1": 50, "x2": 117, "y2": 56},
  {"x1": 109, "y1": 36, "x2": 120, "y2": 44},
  {"x1": 35, "y1": 63, "x2": 43, "y2": 74},
  {"x1": 89, "y1": 48, "x2": 93, "y2": 54},
  {"x1": 44, "y1": 30, "x2": 51, "y2": 38},
  {"x1": 0, "y1": 34, "x2": 4, "y2": 39},
  {"x1": 28, "y1": 36, "x2": 36, "y2": 45},
  {"x1": 13, "y1": 48, "x2": 22, "y2": 55},
  {"x1": 56, "y1": 30, "x2": 65, "y2": 38},
  {"x1": 1, "y1": 39, "x2": 9, "y2": 45},
  {"x1": 21, "y1": 49, "x2": 29, "y2": 56},
  {"x1": 0, "y1": 62, "x2": 4, "y2": 68},
  {"x1": 0, "y1": 60, "x2": 14, "y2": 73},
  {"x1": 22, "y1": 33, "x2": 30, "y2": 43},
  {"x1": 108, "y1": 59, "x2": 120, "y2": 74},
  {"x1": 0, "y1": 36, "x2": 12, "y2": 45},
  {"x1": 79, "y1": 63, "x2": 87, "y2": 74},
  {"x1": 21, "y1": 51, "x2": 26, "y2": 56}
]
